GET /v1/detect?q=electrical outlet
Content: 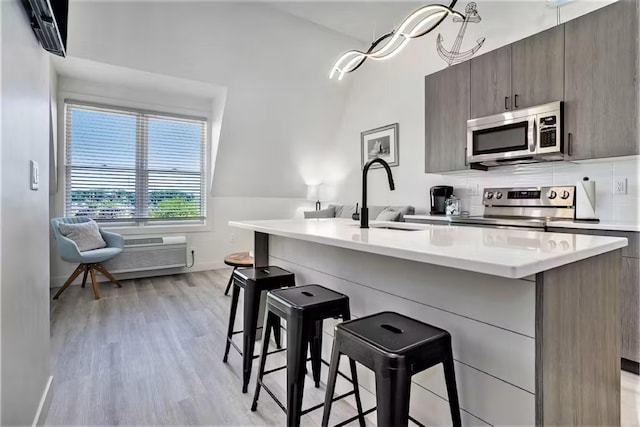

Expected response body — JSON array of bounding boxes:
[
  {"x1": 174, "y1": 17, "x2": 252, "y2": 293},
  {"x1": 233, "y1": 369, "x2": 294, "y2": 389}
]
[
  {"x1": 467, "y1": 183, "x2": 479, "y2": 196},
  {"x1": 614, "y1": 178, "x2": 628, "y2": 195},
  {"x1": 230, "y1": 232, "x2": 237, "y2": 244}
]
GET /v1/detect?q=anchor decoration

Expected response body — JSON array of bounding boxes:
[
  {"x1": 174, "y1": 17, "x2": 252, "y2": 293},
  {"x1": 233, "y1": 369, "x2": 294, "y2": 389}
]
[{"x1": 437, "y1": 2, "x2": 486, "y2": 66}]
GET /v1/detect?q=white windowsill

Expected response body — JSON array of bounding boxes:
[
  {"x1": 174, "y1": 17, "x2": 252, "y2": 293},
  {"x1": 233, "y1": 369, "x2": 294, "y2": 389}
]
[{"x1": 102, "y1": 223, "x2": 212, "y2": 235}]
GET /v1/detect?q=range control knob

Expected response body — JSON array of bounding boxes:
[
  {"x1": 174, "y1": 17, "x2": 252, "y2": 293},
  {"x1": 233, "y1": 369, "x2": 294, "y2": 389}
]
[
  {"x1": 560, "y1": 190, "x2": 571, "y2": 200},
  {"x1": 485, "y1": 191, "x2": 494, "y2": 199},
  {"x1": 495, "y1": 192, "x2": 503, "y2": 199},
  {"x1": 547, "y1": 190, "x2": 557, "y2": 200}
]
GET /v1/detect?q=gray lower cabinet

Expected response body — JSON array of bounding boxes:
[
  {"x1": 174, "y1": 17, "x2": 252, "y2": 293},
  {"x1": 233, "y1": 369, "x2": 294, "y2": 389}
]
[
  {"x1": 511, "y1": 25, "x2": 564, "y2": 109},
  {"x1": 564, "y1": 0, "x2": 639, "y2": 160},
  {"x1": 622, "y1": 258, "x2": 640, "y2": 363},
  {"x1": 548, "y1": 227, "x2": 639, "y2": 370},
  {"x1": 469, "y1": 45, "x2": 511, "y2": 118},
  {"x1": 425, "y1": 61, "x2": 470, "y2": 173}
]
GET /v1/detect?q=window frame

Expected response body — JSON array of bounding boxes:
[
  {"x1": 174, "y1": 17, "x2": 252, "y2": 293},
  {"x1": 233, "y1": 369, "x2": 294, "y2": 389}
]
[{"x1": 63, "y1": 99, "x2": 209, "y2": 227}]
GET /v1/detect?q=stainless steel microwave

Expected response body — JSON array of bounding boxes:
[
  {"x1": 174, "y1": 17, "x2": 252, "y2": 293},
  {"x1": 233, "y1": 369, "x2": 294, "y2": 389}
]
[{"x1": 466, "y1": 101, "x2": 564, "y2": 167}]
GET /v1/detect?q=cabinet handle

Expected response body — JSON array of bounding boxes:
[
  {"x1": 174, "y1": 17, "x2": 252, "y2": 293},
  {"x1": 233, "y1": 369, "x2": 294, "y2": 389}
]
[
  {"x1": 505, "y1": 96, "x2": 510, "y2": 110},
  {"x1": 514, "y1": 94, "x2": 519, "y2": 109},
  {"x1": 568, "y1": 133, "x2": 573, "y2": 156}
]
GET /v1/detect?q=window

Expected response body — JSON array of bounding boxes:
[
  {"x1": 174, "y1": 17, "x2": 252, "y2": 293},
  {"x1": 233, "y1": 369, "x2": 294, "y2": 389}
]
[{"x1": 64, "y1": 101, "x2": 207, "y2": 223}]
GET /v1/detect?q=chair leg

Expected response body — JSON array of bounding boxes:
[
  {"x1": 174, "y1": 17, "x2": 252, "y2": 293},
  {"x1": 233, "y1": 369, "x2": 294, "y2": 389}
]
[
  {"x1": 321, "y1": 343, "x2": 342, "y2": 427},
  {"x1": 52, "y1": 264, "x2": 85, "y2": 300},
  {"x1": 443, "y1": 353, "x2": 462, "y2": 427},
  {"x1": 310, "y1": 320, "x2": 323, "y2": 388},
  {"x1": 89, "y1": 267, "x2": 100, "y2": 300},
  {"x1": 286, "y1": 319, "x2": 312, "y2": 427},
  {"x1": 94, "y1": 263, "x2": 121, "y2": 288},
  {"x1": 223, "y1": 282, "x2": 240, "y2": 363},
  {"x1": 349, "y1": 358, "x2": 366, "y2": 427},
  {"x1": 375, "y1": 367, "x2": 412, "y2": 427},
  {"x1": 81, "y1": 265, "x2": 89, "y2": 288},
  {"x1": 224, "y1": 267, "x2": 236, "y2": 296},
  {"x1": 242, "y1": 285, "x2": 262, "y2": 393},
  {"x1": 251, "y1": 311, "x2": 277, "y2": 411}
]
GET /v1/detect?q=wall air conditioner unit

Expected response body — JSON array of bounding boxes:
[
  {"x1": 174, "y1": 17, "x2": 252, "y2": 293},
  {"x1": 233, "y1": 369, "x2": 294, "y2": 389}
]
[{"x1": 102, "y1": 236, "x2": 187, "y2": 274}]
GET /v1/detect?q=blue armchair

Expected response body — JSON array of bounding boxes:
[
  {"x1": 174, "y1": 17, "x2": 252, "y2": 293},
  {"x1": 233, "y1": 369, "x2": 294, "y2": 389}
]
[{"x1": 51, "y1": 217, "x2": 125, "y2": 300}]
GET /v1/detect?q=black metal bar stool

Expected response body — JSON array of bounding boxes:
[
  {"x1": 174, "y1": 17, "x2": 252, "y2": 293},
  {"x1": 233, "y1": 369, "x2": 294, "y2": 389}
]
[
  {"x1": 222, "y1": 266, "x2": 295, "y2": 393},
  {"x1": 321, "y1": 311, "x2": 462, "y2": 427},
  {"x1": 223, "y1": 252, "x2": 254, "y2": 296},
  {"x1": 251, "y1": 284, "x2": 366, "y2": 427}
]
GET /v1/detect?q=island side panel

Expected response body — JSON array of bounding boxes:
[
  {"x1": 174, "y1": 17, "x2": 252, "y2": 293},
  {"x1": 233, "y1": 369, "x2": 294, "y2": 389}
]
[
  {"x1": 536, "y1": 249, "x2": 621, "y2": 426},
  {"x1": 269, "y1": 235, "x2": 536, "y2": 426}
]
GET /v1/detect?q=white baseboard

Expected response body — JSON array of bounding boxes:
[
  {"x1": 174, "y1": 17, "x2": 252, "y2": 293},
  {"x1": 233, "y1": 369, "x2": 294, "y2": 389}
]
[
  {"x1": 32, "y1": 376, "x2": 53, "y2": 427},
  {"x1": 50, "y1": 262, "x2": 229, "y2": 288}
]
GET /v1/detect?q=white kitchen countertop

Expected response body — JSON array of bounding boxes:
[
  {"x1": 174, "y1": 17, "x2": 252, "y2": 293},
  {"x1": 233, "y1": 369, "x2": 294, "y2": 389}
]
[
  {"x1": 406, "y1": 214, "x2": 640, "y2": 232},
  {"x1": 229, "y1": 218, "x2": 627, "y2": 279},
  {"x1": 545, "y1": 220, "x2": 640, "y2": 232}
]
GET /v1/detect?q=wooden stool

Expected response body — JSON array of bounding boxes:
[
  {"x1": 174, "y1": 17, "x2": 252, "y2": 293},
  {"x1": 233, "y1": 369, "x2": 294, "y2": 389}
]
[{"x1": 223, "y1": 252, "x2": 254, "y2": 295}]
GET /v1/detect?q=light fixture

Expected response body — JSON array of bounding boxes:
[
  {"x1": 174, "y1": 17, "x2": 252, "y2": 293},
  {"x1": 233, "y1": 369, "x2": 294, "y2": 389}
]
[{"x1": 329, "y1": 1, "x2": 464, "y2": 80}]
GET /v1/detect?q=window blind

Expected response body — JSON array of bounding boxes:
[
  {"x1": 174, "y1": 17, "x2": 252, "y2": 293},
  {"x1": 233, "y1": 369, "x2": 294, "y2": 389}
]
[{"x1": 64, "y1": 101, "x2": 207, "y2": 222}]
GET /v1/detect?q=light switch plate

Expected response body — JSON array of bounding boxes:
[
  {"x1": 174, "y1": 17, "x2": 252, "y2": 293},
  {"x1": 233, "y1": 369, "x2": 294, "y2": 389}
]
[{"x1": 30, "y1": 160, "x2": 39, "y2": 191}]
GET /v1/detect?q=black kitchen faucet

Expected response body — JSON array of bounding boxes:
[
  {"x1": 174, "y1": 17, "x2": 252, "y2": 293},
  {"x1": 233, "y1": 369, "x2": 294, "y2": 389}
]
[{"x1": 361, "y1": 157, "x2": 395, "y2": 229}]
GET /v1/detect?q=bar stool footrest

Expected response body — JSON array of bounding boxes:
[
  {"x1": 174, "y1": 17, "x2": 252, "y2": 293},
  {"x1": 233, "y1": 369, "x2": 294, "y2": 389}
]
[{"x1": 333, "y1": 407, "x2": 377, "y2": 427}]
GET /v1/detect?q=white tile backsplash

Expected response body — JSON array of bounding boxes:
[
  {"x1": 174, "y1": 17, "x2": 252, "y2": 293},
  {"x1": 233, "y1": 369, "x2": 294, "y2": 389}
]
[{"x1": 443, "y1": 156, "x2": 639, "y2": 224}]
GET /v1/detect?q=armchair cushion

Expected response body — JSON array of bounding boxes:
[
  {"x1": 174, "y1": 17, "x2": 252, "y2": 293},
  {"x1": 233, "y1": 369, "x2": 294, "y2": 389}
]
[{"x1": 58, "y1": 220, "x2": 107, "y2": 252}]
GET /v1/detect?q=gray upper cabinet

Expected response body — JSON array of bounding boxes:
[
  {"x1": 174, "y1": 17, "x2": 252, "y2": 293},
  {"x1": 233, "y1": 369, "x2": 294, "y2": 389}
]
[
  {"x1": 425, "y1": 61, "x2": 470, "y2": 173},
  {"x1": 564, "y1": 0, "x2": 639, "y2": 160},
  {"x1": 470, "y1": 46, "x2": 512, "y2": 118},
  {"x1": 511, "y1": 25, "x2": 565, "y2": 109}
]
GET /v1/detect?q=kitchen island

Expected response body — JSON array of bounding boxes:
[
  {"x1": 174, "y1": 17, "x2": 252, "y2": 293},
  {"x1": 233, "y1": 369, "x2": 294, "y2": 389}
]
[{"x1": 229, "y1": 218, "x2": 627, "y2": 426}]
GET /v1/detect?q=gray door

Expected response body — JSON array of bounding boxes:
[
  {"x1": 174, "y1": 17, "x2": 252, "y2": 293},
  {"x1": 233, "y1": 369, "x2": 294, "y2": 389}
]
[
  {"x1": 470, "y1": 45, "x2": 511, "y2": 118},
  {"x1": 425, "y1": 61, "x2": 470, "y2": 173},
  {"x1": 564, "y1": 0, "x2": 639, "y2": 160},
  {"x1": 511, "y1": 25, "x2": 565, "y2": 110}
]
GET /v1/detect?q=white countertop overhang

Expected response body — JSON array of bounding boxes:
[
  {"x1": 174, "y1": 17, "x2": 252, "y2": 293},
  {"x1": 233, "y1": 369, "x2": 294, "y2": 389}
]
[
  {"x1": 405, "y1": 214, "x2": 640, "y2": 232},
  {"x1": 229, "y1": 218, "x2": 628, "y2": 279}
]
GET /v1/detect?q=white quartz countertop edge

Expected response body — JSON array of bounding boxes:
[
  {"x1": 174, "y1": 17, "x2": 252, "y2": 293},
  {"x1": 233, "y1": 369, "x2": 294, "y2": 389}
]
[
  {"x1": 405, "y1": 215, "x2": 640, "y2": 232},
  {"x1": 228, "y1": 219, "x2": 628, "y2": 279},
  {"x1": 545, "y1": 221, "x2": 640, "y2": 232}
]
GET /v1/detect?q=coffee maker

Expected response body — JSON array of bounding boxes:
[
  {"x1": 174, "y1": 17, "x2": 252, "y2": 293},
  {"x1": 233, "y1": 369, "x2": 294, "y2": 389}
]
[{"x1": 430, "y1": 186, "x2": 454, "y2": 215}]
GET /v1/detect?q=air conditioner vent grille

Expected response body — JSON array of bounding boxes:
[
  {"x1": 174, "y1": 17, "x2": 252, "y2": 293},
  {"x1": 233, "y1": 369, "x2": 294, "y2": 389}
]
[{"x1": 124, "y1": 237, "x2": 164, "y2": 246}]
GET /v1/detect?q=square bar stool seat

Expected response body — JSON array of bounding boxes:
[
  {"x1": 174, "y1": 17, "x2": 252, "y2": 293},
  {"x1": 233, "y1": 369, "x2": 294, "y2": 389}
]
[
  {"x1": 234, "y1": 266, "x2": 294, "y2": 291},
  {"x1": 341, "y1": 311, "x2": 449, "y2": 356},
  {"x1": 268, "y1": 284, "x2": 350, "y2": 320}
]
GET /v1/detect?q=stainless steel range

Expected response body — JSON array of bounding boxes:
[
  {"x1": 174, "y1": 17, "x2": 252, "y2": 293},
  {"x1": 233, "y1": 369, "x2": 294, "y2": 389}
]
[{"x1": 450, "y1": 185, "x2": 576, "y2": 230}]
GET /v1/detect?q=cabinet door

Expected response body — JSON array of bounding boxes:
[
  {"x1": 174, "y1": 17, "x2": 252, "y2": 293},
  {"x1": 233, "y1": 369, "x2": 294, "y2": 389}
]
[
  {"x1": 470, "y1": 45, "x2": 512, "y2": 118},
  {"x1": 622, "y1": 257, "x2": 639, "y2": 363},
  {"x1": 564, "y1": 0, "x2": 639, "y2": 160},
  {"x1": 425, "y1": 61, "x2": 470, "y2": 173},
  {"x1": 511, "y1": 25, "x2": 565, "y2": 109}
]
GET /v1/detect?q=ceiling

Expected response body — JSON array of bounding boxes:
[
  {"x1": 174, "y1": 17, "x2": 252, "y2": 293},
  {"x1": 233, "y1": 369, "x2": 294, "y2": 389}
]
[
  {"x1": 267, "y1": 0, "x2": 611, "y2": 43},
  {"x1": 268, "y1": 1, "x2": 426, "y2": 43}
]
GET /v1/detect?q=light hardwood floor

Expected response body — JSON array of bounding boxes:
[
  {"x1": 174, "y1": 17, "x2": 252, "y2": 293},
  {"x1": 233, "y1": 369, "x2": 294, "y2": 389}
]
[{"x1": 46, "y1": 270, "x2": 640, "y2": 426}]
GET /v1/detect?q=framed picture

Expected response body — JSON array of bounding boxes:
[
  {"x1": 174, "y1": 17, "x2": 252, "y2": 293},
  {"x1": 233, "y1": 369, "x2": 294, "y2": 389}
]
[{"x1": 361, "y1": 123, "x2": 399, "y2": 169}]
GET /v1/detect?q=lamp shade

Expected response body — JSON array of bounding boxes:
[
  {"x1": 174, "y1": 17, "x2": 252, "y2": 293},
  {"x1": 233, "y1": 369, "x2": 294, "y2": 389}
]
[{"x1": 306, "y1": 184, "x2": 320, "y2": 201}]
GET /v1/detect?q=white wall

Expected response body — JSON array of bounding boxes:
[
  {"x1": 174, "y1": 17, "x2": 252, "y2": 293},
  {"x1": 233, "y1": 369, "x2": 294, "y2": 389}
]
[
  {"x1": 1, "y1": 0, "x2": 52, "y2": 424},
  {"x1": 329, "y1": 0, "x2": 639, "y2": 223},
  {"x1": 51, "y1": 1, "x2": 358, "y2": 285}
]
